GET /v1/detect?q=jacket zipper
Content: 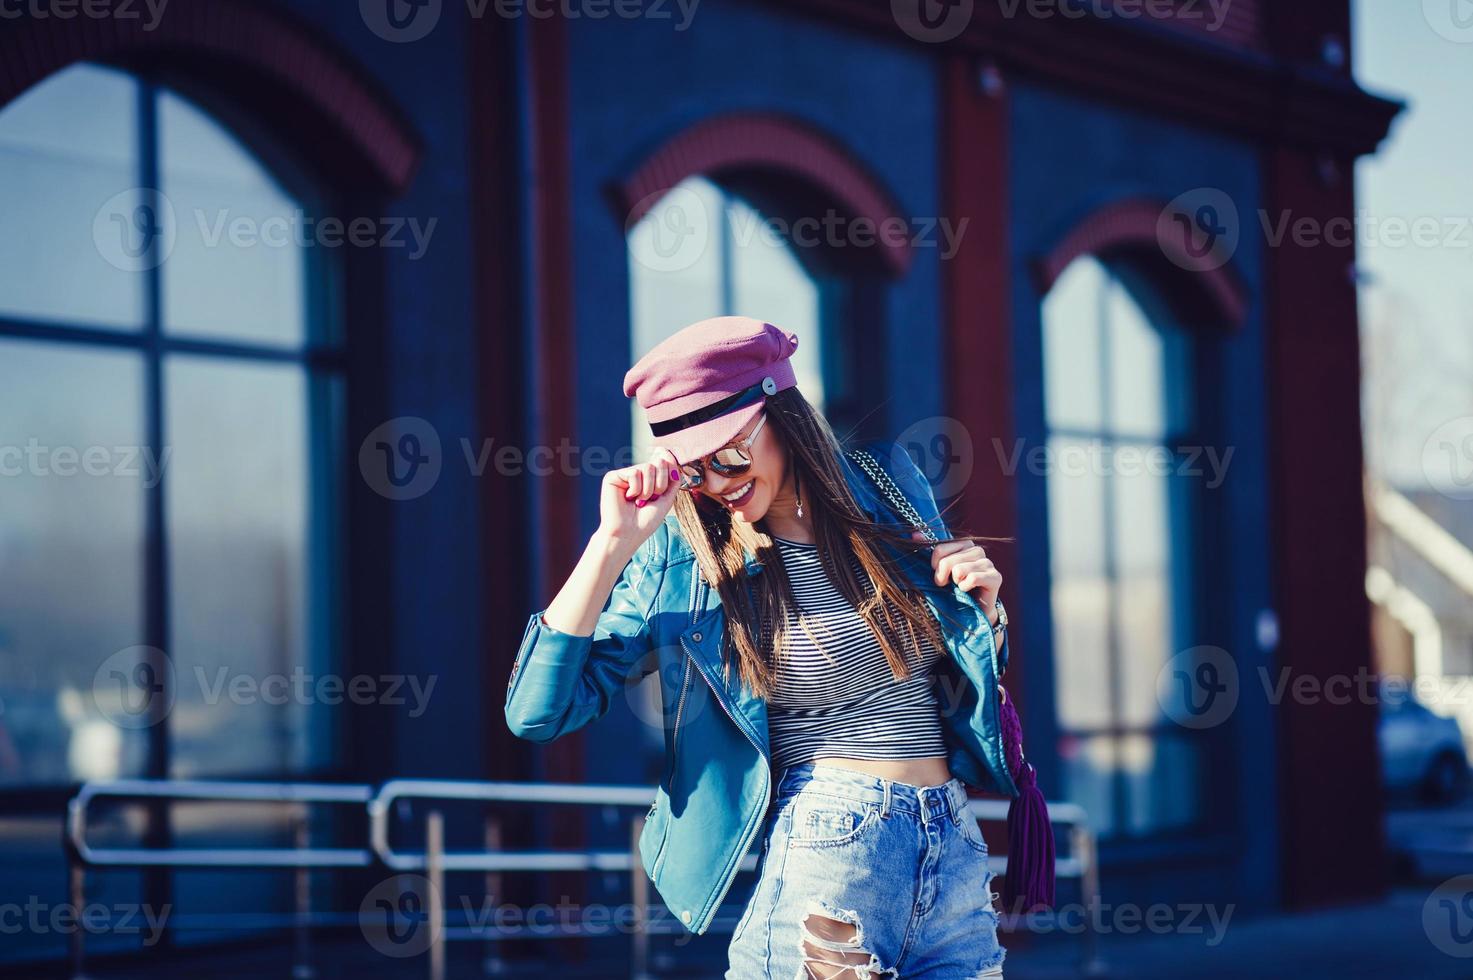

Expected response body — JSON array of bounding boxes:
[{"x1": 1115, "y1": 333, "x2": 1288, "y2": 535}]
[
  {"x1": 671, "y1": 657, "x2": 694, "y2": 751},
  {"x1": 679, "y1": 633, "x2": 770, "y2": 932},
  {"x1": 671, "y1": 574, "x2": 703, "y2": 763}
]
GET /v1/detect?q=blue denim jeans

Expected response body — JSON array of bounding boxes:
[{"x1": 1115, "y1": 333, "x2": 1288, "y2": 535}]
[{"x1": 726, "y1": 763, "x2": 1007, "y2": 978}]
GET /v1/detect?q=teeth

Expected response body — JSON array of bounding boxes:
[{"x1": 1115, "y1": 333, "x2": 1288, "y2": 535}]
[{"x1": 722, "y1": 481, "x2": 754, "y2": 502}]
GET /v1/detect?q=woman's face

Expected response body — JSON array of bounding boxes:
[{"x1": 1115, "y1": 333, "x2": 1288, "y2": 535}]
[{"x1": 691, "y1": 413, "x2": 787, "y2": 524}]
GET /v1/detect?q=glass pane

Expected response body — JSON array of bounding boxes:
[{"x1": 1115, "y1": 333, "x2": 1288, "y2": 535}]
[
  {"x1": 1046, "y1": 436, "x2": 1112, "y2": 730},
  {"x1": 1123, "y1": 732, "x2": 1202, "y2": 834},
  {"x1": 1113, "y1": 461, "x2": 1177, "y2": 728},
  {"x1": 0, "y1": 339, "x2": 147, "y2": 785},
  {"x1": 728, "y1": 194, "x2": 826, "y2": 408},
  {"x1": 628, "y1": 176, "x2": 725, "y2": 462},
  {"x1": 1103, "y1": 275, "x2": 1168, "y2": 437},
  {"x1": 1042, "y1": 256, "x2": 1106, "y2": 432},
  {"x1": 1058, "y1": 733, "x2": 1115, "y2": 838},
  {"x1": 0, "y1": 64, "x2": 144, "y2": 330},
  {"x1": 1105, "y1": 274, "x2": 1194, "y2": 438},
  {"x1": 165, "y1": 357, "x2": 316, "y2": 776},
  {"x1": 629, "y1": 175, "x2": 725, "y2": 351},
  {"x1": 160, "y1": 90, "x2": 308, "y2": 346}
]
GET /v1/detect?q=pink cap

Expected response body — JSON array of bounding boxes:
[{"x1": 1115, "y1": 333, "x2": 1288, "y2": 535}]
[{"x1": 623, "y1": 316, "x2": 800, "y2": 465}]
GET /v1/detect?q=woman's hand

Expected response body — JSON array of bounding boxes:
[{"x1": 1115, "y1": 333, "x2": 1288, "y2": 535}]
[
  {"x1": 598, "y1": 448, "x2": 682, "y2": 554},
  {"x1": 916, "y1": 531, "x2": 1003, "y2": 625}
]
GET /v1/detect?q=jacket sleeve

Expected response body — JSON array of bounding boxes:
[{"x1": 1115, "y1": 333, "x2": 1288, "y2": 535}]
[
  {"x1": 879, "y1": 443, "x2": 1010, "y2": 678},
  {"x1": 504, "y1": 525, "x2": 668, "y2": 743}
]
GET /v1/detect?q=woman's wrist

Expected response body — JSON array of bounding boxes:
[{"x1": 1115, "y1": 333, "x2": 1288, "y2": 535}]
[{"x1": 591, "y1": 526, "x2": 642, "y2": 566}]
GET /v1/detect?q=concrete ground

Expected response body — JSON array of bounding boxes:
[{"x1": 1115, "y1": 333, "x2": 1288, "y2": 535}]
[
  {"x1": 11, "y1": 885, "x2": 1468, "y2": 979},
  {"x1": 1005, "y1": 886, "x2": 1473, "y2": 980}
]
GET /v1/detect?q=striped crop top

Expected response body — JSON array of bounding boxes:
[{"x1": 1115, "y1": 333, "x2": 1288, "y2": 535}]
[{"x1": 765, "y1": 536, "x2": 947, "y2": 771}]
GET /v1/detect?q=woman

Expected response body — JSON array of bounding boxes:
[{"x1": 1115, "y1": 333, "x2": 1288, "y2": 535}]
[{"x1": 506, "y1": 316, "x2": 1014, "y2": 978}]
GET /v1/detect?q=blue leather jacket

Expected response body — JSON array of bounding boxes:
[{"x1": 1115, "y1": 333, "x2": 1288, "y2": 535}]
[{"x1": 504, "y1": 445, "x2": 1015, "y2": 934}]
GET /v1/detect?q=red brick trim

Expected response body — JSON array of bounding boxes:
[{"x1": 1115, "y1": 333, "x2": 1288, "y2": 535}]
[
  {"x1": 0, "y1": 0, "x2": 420, "y2": 193},
  {"x1": 1035, "y1": 198, "x2": 1249, "y2": 329},
  {"x1": 615, "y1": 112, "x2": 913, "y2": 277},
  {"x1": 760, "y1": 0, "x2": 1398, "y2": 158}
]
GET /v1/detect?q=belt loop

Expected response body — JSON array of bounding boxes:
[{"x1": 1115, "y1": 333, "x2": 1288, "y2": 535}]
[{"x1": 880, "y1": 780, "x2": 892, "y2": 819}]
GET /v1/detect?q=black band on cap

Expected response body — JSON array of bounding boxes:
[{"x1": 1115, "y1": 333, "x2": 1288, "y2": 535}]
[{"x1": 648, "y1": 379, "x2": 770, "y2": 437}]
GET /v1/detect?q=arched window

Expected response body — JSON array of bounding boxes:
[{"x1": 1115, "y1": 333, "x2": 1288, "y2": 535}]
[
  {"x1": 626, "y1": 174, "x2": 833, "y2": 462},
  {"x1": 1042, "y1": 255, "x2": 1202, "y2": 838},
  {"x1": 0, "y1": 63, "x2": 341, "y2": 785}
]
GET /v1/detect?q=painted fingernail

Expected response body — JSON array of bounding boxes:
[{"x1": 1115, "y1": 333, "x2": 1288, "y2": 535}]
[
  {"x1": 635, "y1": 499, "x2": 646, "y2": 508},
  {"x1": 670, "y1": 468, "x2": 680, "y2": 480}
]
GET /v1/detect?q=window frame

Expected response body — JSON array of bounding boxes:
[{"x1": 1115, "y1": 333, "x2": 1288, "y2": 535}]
[
  {"x1": 1043, "y1": 255, "x2": 1212, "y2": 841},
  {"x1": 0, "y1": 65, "x2": 347, "y2": 790}
]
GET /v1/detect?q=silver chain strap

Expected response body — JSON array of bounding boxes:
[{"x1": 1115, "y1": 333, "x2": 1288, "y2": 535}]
[
  {"x1": 849, "y1": 447, "x2": 1010, "y2": 685},
  {"x1": 847, "y1": 448, "x2": 939, "y2": 542}
]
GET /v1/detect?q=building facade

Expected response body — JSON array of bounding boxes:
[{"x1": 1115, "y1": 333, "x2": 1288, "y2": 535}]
[{"x1": 0, "y1": 0, "x2": 1399, "y2": 967}]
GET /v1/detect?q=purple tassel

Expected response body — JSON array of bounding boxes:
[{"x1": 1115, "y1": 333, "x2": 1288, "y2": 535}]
[
  {"x1": 1003, "y1": 762, "x2": 1056, "y2": 912},
  {"x1": 998, "y1": 689, "x2": 1056, "y2": 912}
]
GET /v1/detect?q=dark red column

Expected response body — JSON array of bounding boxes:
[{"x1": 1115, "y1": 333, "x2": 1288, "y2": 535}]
[
  {"x1": 1260, "y1": 0, "x2": 1386, "y2": 909},
  {"x1": 941, "y1": 55, "x2": 1028, "y2": 778},
  {"x1": 1262, "y1": 145, "x2": 1386, "y2": 907}
]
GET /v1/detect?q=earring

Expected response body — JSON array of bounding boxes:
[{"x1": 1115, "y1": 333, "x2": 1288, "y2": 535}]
[{"x1": 795, "y1": 470, "x2": 804, "y2": 519}]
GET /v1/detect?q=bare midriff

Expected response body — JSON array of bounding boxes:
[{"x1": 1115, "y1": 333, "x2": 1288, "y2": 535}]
[{"x1": 808, "y1": 755, "x2": 953, "y2": 788}]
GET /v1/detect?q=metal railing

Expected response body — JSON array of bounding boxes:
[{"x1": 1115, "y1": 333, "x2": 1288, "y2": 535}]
[
  {"x1": 65, "y1": 779, "x2": 375, "y2": 979},
  {"x1": 65, "y1": 778, "x2": 1105, "y2": 978}
]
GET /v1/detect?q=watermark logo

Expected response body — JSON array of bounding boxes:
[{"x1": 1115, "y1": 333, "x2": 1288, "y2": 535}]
[
  {"x1": 894, "y1": 416, "x2": 975, "y2": 500},
  {"x1": 625, "y1": 646, "x2": 712, "y2": 733},
  {"x1": 1157, "y1": 188, "x2": 1239, "y2": 271},
  {"x1": 626, "y1": 185, "x2": 714, "y2": 275},
  {"x1": 361, "y1": 0, "x2": 442, "y2": 42},
  {"x1": 360, "y1": 874, "x2": 440, "y2": 958},
  {"x1": 360, "y1": 417, "x2": 443, "y2": 501},
  {"x1": 1156, "y1": 645, "x2": 1238, "y2": 730},
  {"x1": 93, "y1": 188, "x2": 177, "y2": 273},
  {"x1": 1423, "y1": 0, "x2": 1473, "y2": 43},
  {"x1": 1422, "y1": 416, "x2": 1473, "y2": 500},
  {"x1": 92, "y1": 646, "x2": 174, "y2": 730},
  {"x1": 1425, "y1": 875, "x2": 1473, "y2": 956},
  {"x1": 892, "y1": 0, "x2": 973, "y2": 43}
]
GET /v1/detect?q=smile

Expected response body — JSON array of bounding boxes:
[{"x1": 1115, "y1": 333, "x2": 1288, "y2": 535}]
[{"x1": 720, "y1": 480, "x2": 756, "y2": 507}]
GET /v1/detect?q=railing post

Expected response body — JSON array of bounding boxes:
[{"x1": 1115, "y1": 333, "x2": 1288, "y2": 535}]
[
  {"x1": 1073, "y1": 822, "x2": 1107, "y2": 977},
  {"x1": 630, "y1": 814, "x2": 650, "y2": 980},
  {"x1": 68, "y1": 855, "x2": 87, "y2": 979},
  {"x1": 293, "y1": 808, "x2": 315, "y2": 979},
  {"x1": 427, "y1": 810, "x2": 446, "y2": 980},
  {"x1": 483, "y1": 815, "x2": 506, "y2": 976}
]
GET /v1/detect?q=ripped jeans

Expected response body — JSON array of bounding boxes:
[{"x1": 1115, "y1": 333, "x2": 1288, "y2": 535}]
[{"x1": 726, "y1": 763, "x2": 1007, "y2": 979}]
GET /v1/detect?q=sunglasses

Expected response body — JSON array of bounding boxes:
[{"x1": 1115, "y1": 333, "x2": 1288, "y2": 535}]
[{"x1": 678, "y1": 414, "x2": 768, "y2": 489}]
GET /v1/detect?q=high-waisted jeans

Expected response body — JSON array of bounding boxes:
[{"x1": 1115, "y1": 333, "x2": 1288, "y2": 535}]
[{"x1": 725, "y1": 763, "x2": 1007, "y2": 979}]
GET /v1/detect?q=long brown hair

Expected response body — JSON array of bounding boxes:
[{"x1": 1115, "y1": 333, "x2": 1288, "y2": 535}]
[{"x1": 671, "y1": 387, "x2": 953, "y2": 698}]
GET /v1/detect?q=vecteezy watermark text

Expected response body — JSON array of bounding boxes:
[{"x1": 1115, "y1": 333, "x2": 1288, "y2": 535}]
[
  {"x1": 193, "y1": 667, "x2": 438, "y2": 718},
  {"x1": 92, "y1": 647, "x2": 440, "y2": 729},
  {"x1": 360, "y1": 0, "x2": 700, "y2": 44},
  {"x1": 990, "y1": 438, "x2": 1235, "y2": 488},
  {"x1": 0, "y1": 0, "x2": 168, "y2": 30},
  {"x1": 0, "y1": 897, "x2": 170, "y2": 945},
  {"x1": 0, "y1": 440, "x2": 170, "y2": 487}
]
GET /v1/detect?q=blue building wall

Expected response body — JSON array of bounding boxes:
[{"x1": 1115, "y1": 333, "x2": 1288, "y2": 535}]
[
  {"x1": 1008, "y1": 81, "x2": 1279, "y2": 909},
  {"x1": 284, "y1": 2, "x2": 489, "y2": 781}
]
